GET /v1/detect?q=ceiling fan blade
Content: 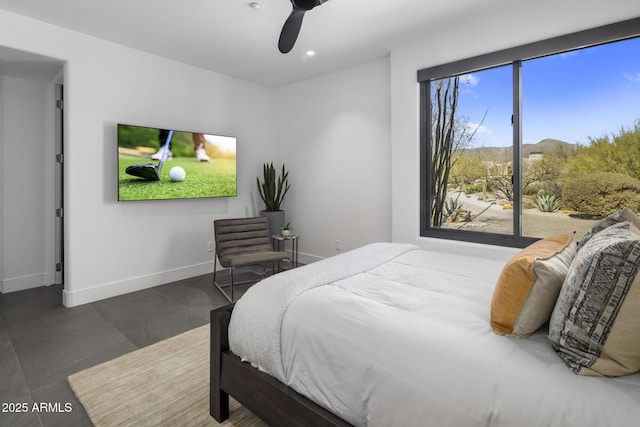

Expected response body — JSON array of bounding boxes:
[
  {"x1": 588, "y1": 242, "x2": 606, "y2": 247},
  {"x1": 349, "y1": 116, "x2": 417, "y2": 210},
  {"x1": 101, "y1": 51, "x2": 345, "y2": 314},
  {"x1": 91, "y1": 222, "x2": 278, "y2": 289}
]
[{"x1": 278, "y1": 9, "x2": 306, "y2": 54}]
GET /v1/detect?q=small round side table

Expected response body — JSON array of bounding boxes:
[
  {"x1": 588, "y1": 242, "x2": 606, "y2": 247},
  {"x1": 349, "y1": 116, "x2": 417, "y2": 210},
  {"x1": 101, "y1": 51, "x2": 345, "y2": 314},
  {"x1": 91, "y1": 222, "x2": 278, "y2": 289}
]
[{"x1": 271, "y1": 234, "x2": 299, "y2": 268}]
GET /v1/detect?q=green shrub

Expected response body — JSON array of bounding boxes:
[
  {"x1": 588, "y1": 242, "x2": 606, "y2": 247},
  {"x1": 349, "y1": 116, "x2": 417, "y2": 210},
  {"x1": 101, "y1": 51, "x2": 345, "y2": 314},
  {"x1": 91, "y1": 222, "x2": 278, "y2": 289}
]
[
  {"x1": 563, "y1": 172, "x2": 640, "y2": 219},
  {"x1": 443, "y1": 197, "x2": 465, "y2": 221},
  {"x1": 524, "y1": 181, "x2": 561, "y2": 196},
  {"x1": 464, "y1": 183, "x2": 484, "y2": 194},
  {"x1": 535, "y1": 194, "x2": 562, "y2": 212}
]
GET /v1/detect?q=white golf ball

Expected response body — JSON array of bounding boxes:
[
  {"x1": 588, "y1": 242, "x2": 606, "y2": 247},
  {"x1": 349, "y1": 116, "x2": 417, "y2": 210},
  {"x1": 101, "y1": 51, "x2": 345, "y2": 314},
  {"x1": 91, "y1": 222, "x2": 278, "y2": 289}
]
[{"x1": 169, "y1": 166, "x2": 186, "y2": 182}]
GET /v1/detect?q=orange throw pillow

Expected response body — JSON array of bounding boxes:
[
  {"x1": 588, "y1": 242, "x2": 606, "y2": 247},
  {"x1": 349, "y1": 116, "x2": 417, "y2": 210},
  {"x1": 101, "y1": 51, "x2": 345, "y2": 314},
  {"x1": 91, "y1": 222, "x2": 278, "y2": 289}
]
[{"x1": 491, "y1": 233, "x2": 575, "y2": 337}]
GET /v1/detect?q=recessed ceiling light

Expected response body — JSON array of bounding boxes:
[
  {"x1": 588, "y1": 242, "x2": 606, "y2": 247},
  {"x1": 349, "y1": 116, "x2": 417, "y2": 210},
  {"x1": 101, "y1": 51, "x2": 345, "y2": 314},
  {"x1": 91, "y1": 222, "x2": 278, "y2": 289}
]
[
  {"x1": 249, "y1": 2, "x2": 261, "y2": 9},
  {"x1": 306, "y1": 51, "x2": 315, "y2": 56}
]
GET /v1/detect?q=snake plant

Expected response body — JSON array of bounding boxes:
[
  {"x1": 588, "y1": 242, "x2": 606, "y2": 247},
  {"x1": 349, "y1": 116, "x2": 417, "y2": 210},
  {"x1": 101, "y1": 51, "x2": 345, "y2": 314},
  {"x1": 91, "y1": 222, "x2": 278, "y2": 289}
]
[{"x1": 257, "y1": 163, "x2": 290, "y2": 211}]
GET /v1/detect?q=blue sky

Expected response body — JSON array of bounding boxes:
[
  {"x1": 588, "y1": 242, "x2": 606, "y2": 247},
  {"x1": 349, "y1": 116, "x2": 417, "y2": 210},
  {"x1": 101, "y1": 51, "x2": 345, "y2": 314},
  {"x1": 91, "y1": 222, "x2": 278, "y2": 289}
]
[{"x1": 453, "y1": 36, "x2": 640, "y2": 148}]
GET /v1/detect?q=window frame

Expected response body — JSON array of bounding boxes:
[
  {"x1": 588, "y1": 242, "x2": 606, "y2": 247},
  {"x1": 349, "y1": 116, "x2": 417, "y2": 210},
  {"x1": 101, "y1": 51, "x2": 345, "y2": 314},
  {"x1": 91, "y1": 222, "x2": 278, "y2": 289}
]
[{"x1": 418, "y1": 17, "x2": 640, "y2": 248}]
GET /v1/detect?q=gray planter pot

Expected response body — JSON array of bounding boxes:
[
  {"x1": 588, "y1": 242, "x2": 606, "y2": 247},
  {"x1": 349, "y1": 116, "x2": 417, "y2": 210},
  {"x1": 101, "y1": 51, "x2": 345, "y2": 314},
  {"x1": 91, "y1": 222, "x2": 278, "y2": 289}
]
[{"x1": 260, "y1": 210, "x2": 285, "y2": 245}]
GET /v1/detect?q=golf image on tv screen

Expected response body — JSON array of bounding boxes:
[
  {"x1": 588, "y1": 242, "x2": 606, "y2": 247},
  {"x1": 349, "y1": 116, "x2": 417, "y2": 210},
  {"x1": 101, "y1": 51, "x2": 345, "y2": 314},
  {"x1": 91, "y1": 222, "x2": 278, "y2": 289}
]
[{"x1": 117, "y1": 123, "x2": 237, "y2": 201}]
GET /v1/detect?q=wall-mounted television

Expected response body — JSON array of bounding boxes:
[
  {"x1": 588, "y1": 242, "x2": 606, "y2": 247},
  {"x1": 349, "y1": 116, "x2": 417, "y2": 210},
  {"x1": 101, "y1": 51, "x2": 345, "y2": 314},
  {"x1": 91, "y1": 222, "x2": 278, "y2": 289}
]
[{"x1": 117, "y1": 123, "x2": 237, "y2": 201}]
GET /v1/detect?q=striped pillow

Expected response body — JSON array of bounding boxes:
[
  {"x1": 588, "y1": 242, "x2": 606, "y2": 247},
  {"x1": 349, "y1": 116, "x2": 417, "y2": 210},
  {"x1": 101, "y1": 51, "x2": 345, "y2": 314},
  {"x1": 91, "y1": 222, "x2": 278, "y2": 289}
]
[{"x1": 549, "y1": 221, "x2": 640, "y2": 376}]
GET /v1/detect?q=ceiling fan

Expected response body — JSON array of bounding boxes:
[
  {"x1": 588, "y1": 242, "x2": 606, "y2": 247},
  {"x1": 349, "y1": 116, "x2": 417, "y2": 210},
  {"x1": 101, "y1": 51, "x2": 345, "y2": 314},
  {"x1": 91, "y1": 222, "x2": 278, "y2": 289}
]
[{"x1": 278, "y1": 0, "x2": 329, "y2": 54}]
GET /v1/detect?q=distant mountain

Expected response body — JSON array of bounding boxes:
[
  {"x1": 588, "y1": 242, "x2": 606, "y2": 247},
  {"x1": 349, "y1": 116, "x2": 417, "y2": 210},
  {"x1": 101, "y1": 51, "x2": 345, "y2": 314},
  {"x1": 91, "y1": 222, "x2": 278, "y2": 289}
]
[
  {"x1": 459, "y1": 138, "x2": 578, "y2": 160},
  {"x1": 523, "y1": 139, "x2": 578, "y2": 157}
]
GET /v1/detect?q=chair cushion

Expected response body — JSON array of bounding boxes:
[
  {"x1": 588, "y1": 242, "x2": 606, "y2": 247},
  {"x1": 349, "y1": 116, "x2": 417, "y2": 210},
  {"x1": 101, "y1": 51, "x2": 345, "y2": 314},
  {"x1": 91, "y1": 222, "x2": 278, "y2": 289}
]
[
  {"x1": 224, "y1": 250, "x2": 290, "y2": 268},
  {"x1": 214, "y1": 217, "x2": 285, "y2": 268}
]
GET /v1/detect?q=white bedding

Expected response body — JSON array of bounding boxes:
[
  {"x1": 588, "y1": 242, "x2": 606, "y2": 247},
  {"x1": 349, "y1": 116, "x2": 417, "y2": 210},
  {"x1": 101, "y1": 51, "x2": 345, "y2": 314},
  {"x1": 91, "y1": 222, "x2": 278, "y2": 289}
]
[{"x1": 228, "y1": 243, "x2": 640, "y2": 427}]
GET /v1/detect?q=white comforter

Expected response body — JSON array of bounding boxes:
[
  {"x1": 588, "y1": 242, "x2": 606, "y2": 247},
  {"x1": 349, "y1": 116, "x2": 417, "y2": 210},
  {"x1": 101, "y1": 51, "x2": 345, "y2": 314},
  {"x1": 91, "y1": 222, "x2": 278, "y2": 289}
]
[{"x1": 229, "y1": 243, "x2": 640, "y2": 427}]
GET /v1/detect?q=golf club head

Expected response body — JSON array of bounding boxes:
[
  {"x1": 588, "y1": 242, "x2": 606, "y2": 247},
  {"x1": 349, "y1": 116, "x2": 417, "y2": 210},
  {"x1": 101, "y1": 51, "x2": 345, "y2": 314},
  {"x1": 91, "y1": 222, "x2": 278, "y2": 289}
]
[
  {"x1": 125, "y1": 129, "x2": 174, "y2": 181},
  {"x1": 125, "y1": 164, "x2": 160, "y2": 181}
]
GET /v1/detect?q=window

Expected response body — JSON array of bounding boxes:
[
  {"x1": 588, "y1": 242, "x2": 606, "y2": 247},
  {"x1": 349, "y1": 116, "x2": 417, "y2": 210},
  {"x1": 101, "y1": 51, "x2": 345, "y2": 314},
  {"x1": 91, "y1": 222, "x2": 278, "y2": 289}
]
[{"x1": 419, "y1": 18, "x2": 640, "y2": 248}]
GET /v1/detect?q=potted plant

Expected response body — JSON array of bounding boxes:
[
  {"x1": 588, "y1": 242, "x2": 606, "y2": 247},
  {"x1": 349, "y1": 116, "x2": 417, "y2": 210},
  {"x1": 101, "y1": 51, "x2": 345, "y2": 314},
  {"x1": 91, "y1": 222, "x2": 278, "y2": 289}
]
[
  {"x1": 281, "y1": 221, "x2": 292, "y2": 237},
  {"x1": 257, "y1": 162, "x2": 291, "y2": 237}
]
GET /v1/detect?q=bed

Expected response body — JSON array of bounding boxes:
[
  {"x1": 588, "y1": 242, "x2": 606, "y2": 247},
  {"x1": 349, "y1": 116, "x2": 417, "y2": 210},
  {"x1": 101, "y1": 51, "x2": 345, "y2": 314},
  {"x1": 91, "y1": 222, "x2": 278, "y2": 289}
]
[{"x1": 210, "y1": 227, "x2": 640, "y2": 426}]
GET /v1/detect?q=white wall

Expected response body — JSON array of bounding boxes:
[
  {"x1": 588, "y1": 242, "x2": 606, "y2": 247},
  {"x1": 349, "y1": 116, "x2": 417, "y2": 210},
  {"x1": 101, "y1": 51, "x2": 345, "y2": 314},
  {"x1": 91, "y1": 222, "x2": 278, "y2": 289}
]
[
  {"x1": 0, "y1": 10, "x2": 277, "y2": 306},
  {"x1": 1, "y1": 1, "x2": 639, "y2": 305},
  {"x1": 389, "y1": 0, "x2": 640, "y2": 262},
  {"x1": 0, "y1": 75, "x2": 53, "y2": 292},
  {"x1": 276, "y1": 58, "x2": 392, "y2": 259}
]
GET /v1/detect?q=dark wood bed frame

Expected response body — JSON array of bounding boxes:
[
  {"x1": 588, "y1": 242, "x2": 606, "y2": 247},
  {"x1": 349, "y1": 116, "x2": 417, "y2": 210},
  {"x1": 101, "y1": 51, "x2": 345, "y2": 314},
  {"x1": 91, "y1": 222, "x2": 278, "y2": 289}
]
[{"x1": 210, "y1": 304, "x2": 353, "y2": 427}]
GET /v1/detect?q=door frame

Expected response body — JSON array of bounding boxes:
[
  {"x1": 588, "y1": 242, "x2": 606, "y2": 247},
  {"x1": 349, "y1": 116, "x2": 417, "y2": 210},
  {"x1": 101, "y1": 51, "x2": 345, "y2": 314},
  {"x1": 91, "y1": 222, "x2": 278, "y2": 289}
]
[{"x1": 54, "y1": 82, "x2": 64, "y2": 285}]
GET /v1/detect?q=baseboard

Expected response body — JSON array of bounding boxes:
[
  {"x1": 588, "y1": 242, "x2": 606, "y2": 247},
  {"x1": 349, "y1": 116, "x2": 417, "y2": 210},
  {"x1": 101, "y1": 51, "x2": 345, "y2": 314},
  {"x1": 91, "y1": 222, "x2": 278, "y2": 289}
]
[
  {"x1": 296, "y1": 250, "x2": 324, "y2": 265},
  {"x1": 1, "y1": 272, "x2": 51, "y2": 293},
  {"x1": 62, "y1": 252, "x2": 325, "y2": 307},
  {"x1": 62, "y1": 262, "x2": 214, "y2": 307}
]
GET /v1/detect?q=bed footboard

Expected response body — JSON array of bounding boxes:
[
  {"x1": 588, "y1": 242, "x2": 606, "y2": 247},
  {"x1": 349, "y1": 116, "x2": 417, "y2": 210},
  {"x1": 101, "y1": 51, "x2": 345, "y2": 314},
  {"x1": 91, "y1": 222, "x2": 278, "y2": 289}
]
[
  {"x1": 210, "y1": 304, "x2": 232, "y2": 421},
  {"x1": 210, "y1": 304, "x2": 353, "y2": 427}
]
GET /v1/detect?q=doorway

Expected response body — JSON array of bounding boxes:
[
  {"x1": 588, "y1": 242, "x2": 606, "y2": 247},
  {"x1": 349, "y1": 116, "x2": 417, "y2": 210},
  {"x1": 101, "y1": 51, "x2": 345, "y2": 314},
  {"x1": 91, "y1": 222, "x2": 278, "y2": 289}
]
[{"x1": 0, "y1": 53, "x2": 64, "y2": 293}]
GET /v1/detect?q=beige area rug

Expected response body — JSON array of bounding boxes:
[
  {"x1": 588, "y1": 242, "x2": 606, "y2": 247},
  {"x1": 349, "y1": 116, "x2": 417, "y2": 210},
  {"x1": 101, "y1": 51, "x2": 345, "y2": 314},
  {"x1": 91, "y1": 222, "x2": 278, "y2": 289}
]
[{"x1": 68, "y1": 324, "x2": 267, "y2": 427}]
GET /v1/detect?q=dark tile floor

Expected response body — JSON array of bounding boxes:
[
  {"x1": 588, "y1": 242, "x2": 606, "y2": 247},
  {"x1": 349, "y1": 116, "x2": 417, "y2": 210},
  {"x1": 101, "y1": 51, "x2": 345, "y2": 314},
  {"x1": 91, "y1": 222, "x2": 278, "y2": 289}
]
[{"x1": 0, "y1": 271, "x2": 254, "y2": 427}]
